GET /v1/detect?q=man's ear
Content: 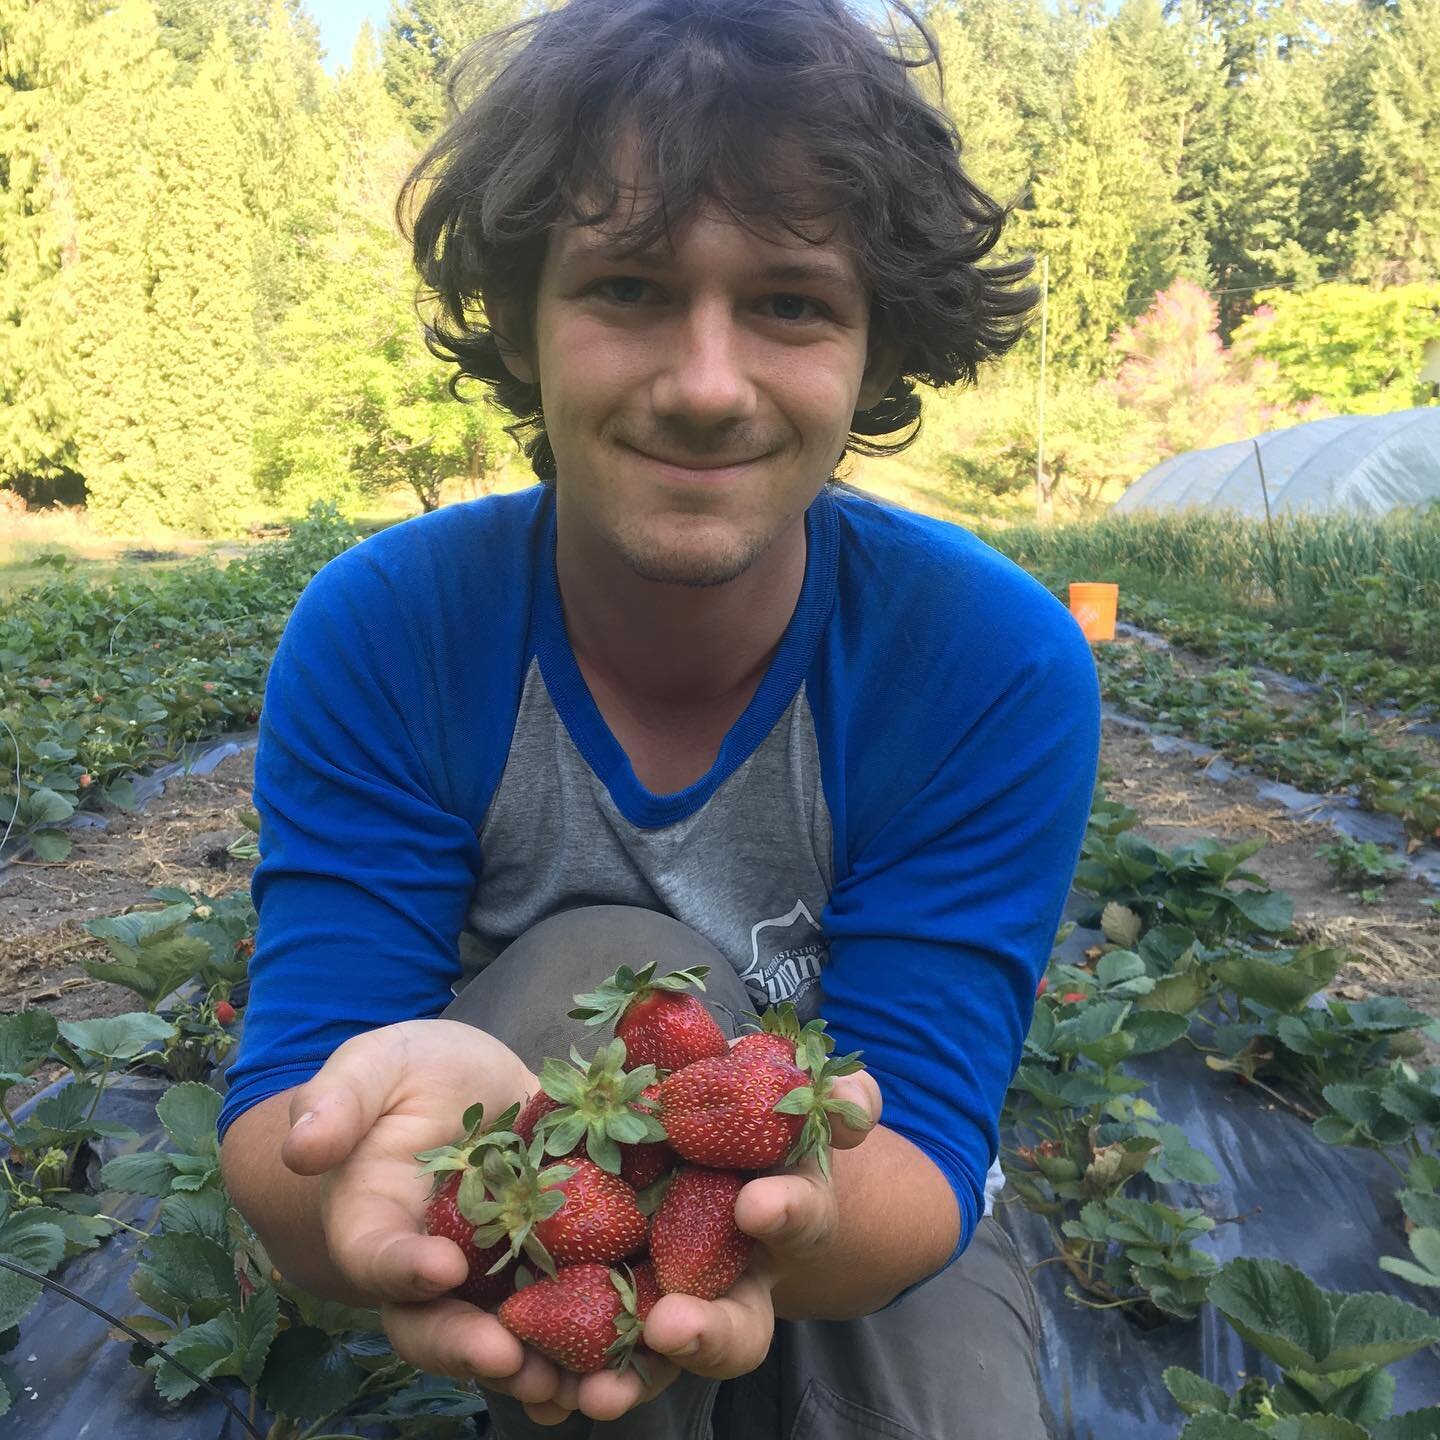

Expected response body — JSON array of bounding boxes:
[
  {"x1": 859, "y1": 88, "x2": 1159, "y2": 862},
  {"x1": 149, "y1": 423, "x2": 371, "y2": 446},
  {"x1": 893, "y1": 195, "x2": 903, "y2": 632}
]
[
  {"x1": 484, "y1": 295, "x2": 537, "y2": 385},
  {"x1": 855, "y1": 335, "x2": 902, "y2": 414}
]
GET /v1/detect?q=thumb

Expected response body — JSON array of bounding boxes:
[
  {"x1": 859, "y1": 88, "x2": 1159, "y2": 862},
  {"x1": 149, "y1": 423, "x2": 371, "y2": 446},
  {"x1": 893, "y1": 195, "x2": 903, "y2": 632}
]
[{"x1": 280, "y1": 1025, "x2": 414, "y2": 1176}]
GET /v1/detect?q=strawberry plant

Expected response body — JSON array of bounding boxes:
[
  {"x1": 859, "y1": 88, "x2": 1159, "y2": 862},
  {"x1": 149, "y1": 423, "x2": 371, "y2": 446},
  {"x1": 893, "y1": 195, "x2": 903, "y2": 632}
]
[
  {"x1": 1318, "y1": 837, "x2": 1410, "y2": 892},
  {"x1": 1, "y1": 501, "x2": 359, "y2": 865},
  {"x1": 1163, "y1": 1257, "x2": 1440, "y2": 1436}
]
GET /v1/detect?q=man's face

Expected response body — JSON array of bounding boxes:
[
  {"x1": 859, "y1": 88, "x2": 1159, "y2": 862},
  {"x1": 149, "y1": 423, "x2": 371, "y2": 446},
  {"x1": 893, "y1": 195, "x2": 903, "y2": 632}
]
[{"x1": 495, "y1": 183, "x2": 896, "y2": 588}]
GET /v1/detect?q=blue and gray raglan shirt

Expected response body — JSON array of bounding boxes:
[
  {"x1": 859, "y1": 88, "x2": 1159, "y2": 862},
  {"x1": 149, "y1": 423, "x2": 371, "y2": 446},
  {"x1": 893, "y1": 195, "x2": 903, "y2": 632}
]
[{"x1": 217, "y1": 481, "x2": 1100, "y2": 1276}]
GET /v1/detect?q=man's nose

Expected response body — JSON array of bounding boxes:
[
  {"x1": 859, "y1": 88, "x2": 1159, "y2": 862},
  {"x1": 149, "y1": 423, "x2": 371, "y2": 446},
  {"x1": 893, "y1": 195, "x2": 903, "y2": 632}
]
[{"x1": 649, "y1": 297, "x2": 759, "y2": 425}]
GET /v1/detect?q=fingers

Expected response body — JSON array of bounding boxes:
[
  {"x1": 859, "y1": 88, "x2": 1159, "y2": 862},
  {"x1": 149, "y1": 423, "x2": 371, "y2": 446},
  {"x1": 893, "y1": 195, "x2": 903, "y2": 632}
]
[
  {"x1": 572, "y1": 1353, "x2": 681, "y2": 1421},
  {"x1": 643, "y1": 1275, "x2": 776, "y2": 1379},
  {"x1": 381, "y1": 1297, "x2": 560, "y2": 1403},
  {"x1": 733, "y1": 1166, "x2": 838, "y2": 1255},
  {"x1": 827, "y1": 1072, "x2": 882, "y2": 1149},
  {"x1": 281, "y1": 1026, "x2": 417, "y2": 1176}
]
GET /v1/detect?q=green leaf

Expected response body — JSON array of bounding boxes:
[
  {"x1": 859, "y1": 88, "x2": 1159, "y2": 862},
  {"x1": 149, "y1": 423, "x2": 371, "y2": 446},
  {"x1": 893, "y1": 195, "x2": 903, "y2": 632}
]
[
  {"x1": 0, "y1": 1010, "x2": 58, "y2": 1086},
  {"x1": 0, "y1": 1268, "x2": 42, "y2": 1331},
  {"x1": 1371, "y1": 1407, "x2": 1440, "y2": 1440},
  {"x1": 0, "y1": 1219, "x2": 66, "y2": 1274},
  {"x1": 1269, "y1": 1417, "x2": 1371, "y2": 1439},
  {"x1": 1325, "y1": 1288, "x2": 1440, "y2": 1370},
  {"x1": 140, "y1": 1233, "x2": 238, "y2": 1315},
  {"x1": 85, "y1": 902, "x2": 192, "y2": 952},
  {"x1": 1122, "y1": 1009, "x2": 1189, "y2": 1056},
  {"x1": 234, "y1": 1286, "x2": 280, "y2": 1387},
  {"x1": 1207, "y1": 1258, "x2": 1334, "y2": 1373},
  {"x1": 28, "y1": 828, "x2": 71, "y2": 862},
  {"x1": 28, "y1": 787, "x2": 75, "y2": 824},
  {"x1": 147, "y1": 1315, "x2": 237, "y2": 1402},
  {"x1": 156, "y1": 1082, "x2": 222, "y2": 1155},
  {"x1": 257, "y1": 1323, "x2": 365, "y2": 1420},
  {"x1": 104, "y1": 776, "x2": 138, "y2": 811},
  {"x1": 58, "y1": 1012, "x2": 176, "y2": 1061},
  {"x1": 1163, "y1": 1365, "x2": 1231, "y2": 1415},
  {"x1": 1225, "y1": 888, "x2": 1294, "y2": 934},
  {"x1": 1180, "y1": 1416, "x2": 1268, "y2": 1439},
  {"x1": 101, "y1": 1152, "x2": 178, "y2": 1197},
  {"x1": 158, "y1": 1190, "x2": 230, "y2": 1244}
]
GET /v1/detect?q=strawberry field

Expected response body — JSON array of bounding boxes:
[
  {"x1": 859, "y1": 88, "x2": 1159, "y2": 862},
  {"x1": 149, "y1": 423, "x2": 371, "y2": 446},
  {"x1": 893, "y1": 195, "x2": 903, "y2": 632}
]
[{"x1": 1, "y1": 502, "x2": 1438, "y2": 1437}]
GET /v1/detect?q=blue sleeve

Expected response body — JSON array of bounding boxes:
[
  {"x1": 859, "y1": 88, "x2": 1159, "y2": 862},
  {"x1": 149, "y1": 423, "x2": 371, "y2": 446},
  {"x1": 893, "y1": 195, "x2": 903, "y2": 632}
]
[
  {"x1": 217, "y1": 538, "x2": 494, "y2": 1141},
  {"x1": 817, "y1": 532, "x2": 1100, "y2": 1290}
]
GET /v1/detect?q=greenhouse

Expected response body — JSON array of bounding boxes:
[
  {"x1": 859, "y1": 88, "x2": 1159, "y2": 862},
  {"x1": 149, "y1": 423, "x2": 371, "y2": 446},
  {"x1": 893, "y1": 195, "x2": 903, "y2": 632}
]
[{"x1": 1114, "y1": 406, "x2": 1440, "y2": 518}]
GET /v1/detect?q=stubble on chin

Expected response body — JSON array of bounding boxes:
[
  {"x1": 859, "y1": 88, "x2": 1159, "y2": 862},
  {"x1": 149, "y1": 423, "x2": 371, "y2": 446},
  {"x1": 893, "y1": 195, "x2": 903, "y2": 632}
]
[{"x1": 607, "y1": 521, "x2": 772, "y2": 589}]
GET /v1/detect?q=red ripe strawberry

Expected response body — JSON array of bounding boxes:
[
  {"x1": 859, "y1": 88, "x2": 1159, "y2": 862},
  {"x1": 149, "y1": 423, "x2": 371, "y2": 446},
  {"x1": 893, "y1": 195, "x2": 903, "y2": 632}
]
[
  {"x1": 629, "y1": 1258, "x2": 662, "y2": 1320},
  {"x1": 648, "y1": 1167, "x2": 753, "y2": 1300},
  {"x1": 528, "y1": 1041, "x2": 667, "y2": 1177},
  {"x1": 499, "y1": 1262, "x2": 651, "y2": 1374},
  {"x1": 659, "y1": 1030, "x2": 871, "y2": 1179},
  {"x1": 424, "y1": 1172, "x2": 519, "y2": 1308},
  {"x1": 658, "y1": 1049, "x2": 807, "y2": 1171},
  {"x1": 570, "y1": 963, "x2": 728, "y2": 1072},
  {"x1": 533, "y1": 1156, "x2": 648, "y2": 1267},
  {"x1": 214, "y1": 1000, "x2": 237, "y2": 1025},
  {"x1": 620, "y1": 1082, "x2": 677, "y2": 1191},
  {"x1": 515, "y1": 1089, "x2": 561, "y2": 1144}
]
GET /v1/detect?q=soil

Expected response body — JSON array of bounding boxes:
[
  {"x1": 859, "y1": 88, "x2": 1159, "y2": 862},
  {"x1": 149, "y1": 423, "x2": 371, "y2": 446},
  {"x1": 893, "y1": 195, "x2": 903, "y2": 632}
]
[
  {"x1": 0, "y1": 752, "x2": 256, "y2": 1102},
  {"x1": 2, "y1": 720, "x2": 1438, "y2": 1083}
]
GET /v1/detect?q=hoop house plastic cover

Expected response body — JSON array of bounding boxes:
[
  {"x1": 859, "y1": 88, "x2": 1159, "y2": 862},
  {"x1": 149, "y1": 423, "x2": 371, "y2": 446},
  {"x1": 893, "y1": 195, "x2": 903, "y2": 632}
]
[{"x1": 1113, "y1": 407, "x2": 1440, "y2": 518}]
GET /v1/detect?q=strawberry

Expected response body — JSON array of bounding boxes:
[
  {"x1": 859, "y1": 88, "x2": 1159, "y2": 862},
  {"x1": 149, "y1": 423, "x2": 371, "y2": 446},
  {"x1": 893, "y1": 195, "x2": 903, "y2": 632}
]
[
  {"x1": 499, "y1": 1262, "x2": 653, "y2": 1375},
  {"x1": 658, "y1": 1032, "x2": 871, "y2": 1179},
  {"x1": 214, "y1": 1000, "x2": 237, "y2": 1025},
  {"x1": 620, "y1": 1082, "x2": 677, "y2": 1191},
  {"x1": 648, "y1": 1167, "x2": 753, "y2": 1300},
  {"x1": 570, "y1": 963, "x2": 729, "y2": 1072},
  {"x1": 629, "y1": 1258, "x2": 662, "y2": 1320},
  {"x1": 1061, "y1": 992, "x2": 1088, "y2": 1004},
  {"x1": 529, "y1": 1040, "x2": 667, "y2": 1175},
  {"x1": 424, "y1": 1172, "x2": 518, "y2": 1307},
  {"x1": 532, "y1": 1155, "x2": 649, "y2": 1267},
  {"x1": 515, "y1": 1089, "x2": 562, "y2": 1144},
  {"x1": 730, "y1": 1002, "x2": 833, "y2": 1070}
]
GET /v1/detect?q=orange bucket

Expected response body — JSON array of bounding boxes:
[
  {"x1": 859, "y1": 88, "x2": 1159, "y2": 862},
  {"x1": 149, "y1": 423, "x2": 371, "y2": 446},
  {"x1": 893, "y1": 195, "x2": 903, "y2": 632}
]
[{"x1": 1068, "y1": 582, "x2": 1118, "y2": 643}]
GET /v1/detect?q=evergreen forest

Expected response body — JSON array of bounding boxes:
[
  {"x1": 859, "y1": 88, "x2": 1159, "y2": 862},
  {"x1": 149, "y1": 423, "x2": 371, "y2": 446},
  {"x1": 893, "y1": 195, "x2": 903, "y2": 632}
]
[{"x1": 1, "y1": 0, "x2": 1438, "y2": 535}]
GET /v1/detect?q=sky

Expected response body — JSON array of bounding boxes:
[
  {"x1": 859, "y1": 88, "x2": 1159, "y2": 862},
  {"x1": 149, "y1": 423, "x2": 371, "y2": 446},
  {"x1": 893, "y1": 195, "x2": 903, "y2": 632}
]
[{"x1": 305, "y1": 0, "x2": 393, "y2": 73}]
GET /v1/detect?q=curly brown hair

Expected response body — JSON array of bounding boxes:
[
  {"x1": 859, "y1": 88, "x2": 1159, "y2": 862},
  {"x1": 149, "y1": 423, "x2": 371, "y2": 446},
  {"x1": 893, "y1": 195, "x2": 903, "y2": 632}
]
[{"x1": 395, "y1": 0, "x2": 1036, "y2": 484}]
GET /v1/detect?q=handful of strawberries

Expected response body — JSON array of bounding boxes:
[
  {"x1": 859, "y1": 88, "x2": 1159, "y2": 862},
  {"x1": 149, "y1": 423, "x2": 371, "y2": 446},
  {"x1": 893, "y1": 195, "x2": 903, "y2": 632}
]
[{"x1": 414, "y1": 962, "x2": 871, "y2": 1379}]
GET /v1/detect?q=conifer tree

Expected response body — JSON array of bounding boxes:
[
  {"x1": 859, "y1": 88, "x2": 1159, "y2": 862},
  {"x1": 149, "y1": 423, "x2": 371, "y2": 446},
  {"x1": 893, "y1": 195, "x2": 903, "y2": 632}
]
[
  {"x1": 57, "y1": 0, "x2": 174, "y2": 534},
  {"x1": 1350, "y1": 0, "x2": 1440, "y2": 284},
  {"x1": 255, "y1": 22, "x2": 511, "y2": 515},
  {"x1": 237, "y1": 0, "x2": 337, "y2": 359},
  {"x1": 382, "y1": 0, "x2": 529, "y2": 142},
  {"x1": 146, "y1": 27, "x2": 259, "y2": 535},
  {"x1": 0, "y1": 0, "x2": 94, "y2": 498},
  {"x1": 1024, "y1": 29, "x2": 1178, "y2": 372}
]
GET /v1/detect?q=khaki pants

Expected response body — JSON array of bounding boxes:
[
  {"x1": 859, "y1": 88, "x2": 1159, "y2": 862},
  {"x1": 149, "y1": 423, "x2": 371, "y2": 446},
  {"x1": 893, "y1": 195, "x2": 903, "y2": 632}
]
[{"x1": 444, "y1": 906, "x2": 1053, "y2": 1440}]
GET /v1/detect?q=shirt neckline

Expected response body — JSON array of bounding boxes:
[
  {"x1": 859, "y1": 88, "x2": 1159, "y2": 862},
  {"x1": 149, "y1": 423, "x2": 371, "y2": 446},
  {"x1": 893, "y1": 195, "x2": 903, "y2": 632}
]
[{"x1": 533, "y1": 486, "x2": 839, "y2": 827}]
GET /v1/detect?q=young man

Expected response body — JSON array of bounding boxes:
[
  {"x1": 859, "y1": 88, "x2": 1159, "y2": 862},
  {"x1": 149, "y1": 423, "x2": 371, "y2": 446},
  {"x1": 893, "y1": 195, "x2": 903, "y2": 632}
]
[{"x1": 218, "y1": 1, "x2": 1099, "y2": 1435}]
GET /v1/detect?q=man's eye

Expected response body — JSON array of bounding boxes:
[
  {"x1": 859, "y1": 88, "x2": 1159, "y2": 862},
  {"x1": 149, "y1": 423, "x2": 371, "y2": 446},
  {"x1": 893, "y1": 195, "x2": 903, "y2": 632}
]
[{"x1": 589, "y1": 278, "x2": 825, "y2": 322}]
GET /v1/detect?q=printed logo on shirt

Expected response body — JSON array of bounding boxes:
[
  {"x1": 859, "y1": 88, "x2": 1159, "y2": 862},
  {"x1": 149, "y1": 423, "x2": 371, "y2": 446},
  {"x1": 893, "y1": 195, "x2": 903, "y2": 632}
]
[{"x1": 737, "y1": 899, "x2": 827, "y2": 1012}]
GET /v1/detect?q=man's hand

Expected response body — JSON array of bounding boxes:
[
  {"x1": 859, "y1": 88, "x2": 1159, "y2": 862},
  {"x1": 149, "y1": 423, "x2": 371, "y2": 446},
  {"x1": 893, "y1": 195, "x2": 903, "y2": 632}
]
[
  {"x1": 271, "y1": 1023, "x2": 881, "y2": 1428},
  {"x1": 637, "y1": 1069, "x2": 881, "y2": 1390},
  {"x1": 273, "y1": 1018, "x2": 617, "y2": 1421}
]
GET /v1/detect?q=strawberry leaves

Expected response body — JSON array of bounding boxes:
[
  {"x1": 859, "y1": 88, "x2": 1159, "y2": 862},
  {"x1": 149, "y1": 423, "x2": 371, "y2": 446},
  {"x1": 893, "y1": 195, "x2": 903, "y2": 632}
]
[
  {"x1": 534, "y1": 1040, "x2": 667, "y2": 1175},
  {"x1": 569, "y1": 963, "x2": 712, "y2": 1029}
]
